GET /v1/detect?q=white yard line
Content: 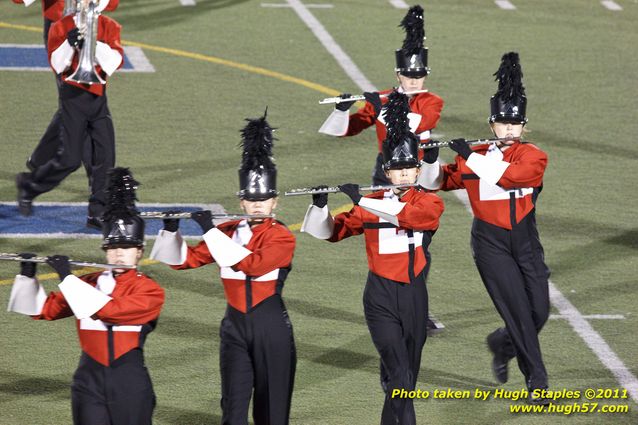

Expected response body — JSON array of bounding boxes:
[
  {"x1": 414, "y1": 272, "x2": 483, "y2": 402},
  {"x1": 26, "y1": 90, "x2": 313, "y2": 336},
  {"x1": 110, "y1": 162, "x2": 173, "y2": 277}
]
[
  {"x1": 261, "y1": 3, "x2": 333, "y2": 8},
  {"x1": 388, "y1": 0, "x2": 409, "y2": 9},
  {"x1": 494, "y1": 0, "x2": 516, "y2": 10},
  {"x1": 549, "y1": 284, "x2": 638, "y2": 403},
  {"x1": 550, "y1": 314, "x2": 626, "y2": 320},
  {"x1": 0, "y1": 43, "x2": 42, "y2": 48},
  {"x1": 121, "y1": 46, "x2": 156, "y2": 73},
  {"x1": 284, "y1": 0, "x2": 376, "y2": 92},
  {"x1": 288, "y1": 4, "x2": 638, "y2": 402},
  {"x1": 601, "y1": 0, "x2": 622, "y2": 11},
  {"x1": 179, "y1": 0, "x2": 196, "y2": 6}
]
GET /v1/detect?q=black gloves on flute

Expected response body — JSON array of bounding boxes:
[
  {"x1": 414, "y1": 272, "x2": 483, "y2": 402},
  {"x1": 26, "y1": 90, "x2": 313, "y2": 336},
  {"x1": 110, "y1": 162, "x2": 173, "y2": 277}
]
[
  {"x1": 19, "y1": 253, "x2": 37, "y2": 278},
  {"x1": 312, "y1": 185, "x2": 329, "y2": 208},
  {"x1": 449, "y1": 138, "x2": 473, "y2": 160},
  {"x1": 46, "y1": 255, "x2": 72, "y2": 280},
  {"x1": 191, "y1": 210, "x2": 214, "y2": 233},
  {"x1": 162, "y1": 210, "x2": 181, "y2": 232},
  {"x1": 339, "y1": 183, "x2": 362, "y2": 205},
  {"x1": 335, "y1": 93, "x2": 356, "y2": 112},
  {"x1": 363, "y1": 92, "x2": 382, "y2": 118},
  {"x1": 422, "y1": 141, "x2": 440, "y2": 164},
  {"x1": 67, "y1": 27, "x2": 84, "y2": 49}
]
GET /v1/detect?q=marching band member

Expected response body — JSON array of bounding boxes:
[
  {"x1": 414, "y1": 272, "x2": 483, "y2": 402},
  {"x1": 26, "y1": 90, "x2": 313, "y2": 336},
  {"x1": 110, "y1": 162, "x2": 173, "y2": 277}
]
[
  {"x1": 418, "y1": 52, "x2": 551, "y2": 404},
  {"x1": 7, "y1": 167, "x2": 165, "y2": 424},
  {"x1": 319, "y1": 5, "x2": 444, "y2": 186},
  {"x1": 13, "y1": 0, "x2": 119, "y2": 198},
  {"x1": 304, "y1": 91, "x2": 444, "y2": 425},
  {"x1": 319, "y1": 3, "x2": 446, "y2": 336},
  {"x1": 16, "y1": 0, "x2": 123, "y2": 228},
  {"x1": 150, "y1": 112, "x2": 297, "y2": 425}
]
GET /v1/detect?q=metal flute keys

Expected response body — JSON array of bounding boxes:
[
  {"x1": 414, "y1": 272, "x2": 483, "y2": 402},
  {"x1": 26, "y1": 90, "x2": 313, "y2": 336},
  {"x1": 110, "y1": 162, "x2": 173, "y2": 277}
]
[
  {"x1": 0, "y1": 253, "x2": 136, "y2": 270},
  {"x1": 285, "y1": 183, "x2": 419, "y2": 196},
  {"x1": 420, "y1": 137, "x2": 521, "y2": 150},
  {"x1": 139, "y1": 212, "x2": 275, "y2": 220},
  {"x1": 319, "y1": 90, "x2": 429, "y2": 105}
]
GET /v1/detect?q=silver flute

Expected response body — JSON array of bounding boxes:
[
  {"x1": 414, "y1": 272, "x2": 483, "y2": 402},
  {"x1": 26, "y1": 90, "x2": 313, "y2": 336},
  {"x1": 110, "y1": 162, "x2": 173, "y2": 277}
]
[
  {"x1": 285, "y1": 183, "x2": 419, "y2": 196},
  {"x1": 140, "y1": 212, "x2": 275, "y2": 220},
  {"x1": 420, "y1": 137, "x2": 520, "y2": 150},
  {"x1": 319, "y1": 89, "x2": 429, "y2": 105},
  {"x1": 0, "y1": 253, "x2": 136, "y2": 270}
]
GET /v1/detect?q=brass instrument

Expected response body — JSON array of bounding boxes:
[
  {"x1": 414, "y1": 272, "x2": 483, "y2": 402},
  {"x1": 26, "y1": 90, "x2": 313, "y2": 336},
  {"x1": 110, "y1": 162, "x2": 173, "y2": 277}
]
[
  {"x1": 285, "y1": 183, "x2": 419, "y2": 196},
  {"x1": 0, "y1": 253, "x2": 135, "y2": 270},
  {"x1": 140, "y1": 212, "x2": 275, "y2": 220},
  {"x1": 319, "y1": 89, "x2": 429, "y2": 105},
  {"x1": 420, "y1": 137, "x2": 521, "y2": 150},
  {"x1": 66, "y1": 0, "x2": 105, "y2": 85},
  {"x1": 62, "y1": 0, "x2": 78, "y2": 16}
]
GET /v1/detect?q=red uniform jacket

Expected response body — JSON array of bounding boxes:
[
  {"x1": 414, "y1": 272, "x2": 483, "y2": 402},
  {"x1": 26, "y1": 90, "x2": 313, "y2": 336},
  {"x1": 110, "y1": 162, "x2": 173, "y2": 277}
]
[
  {"x1": 34, "y1": 270, "x2": 164, "y2": 366},
  {"x1": 441, "y1": 142, "x2": 548, "y2": 229},
  {"x1": 345, "y1": 89, "x2": 444, "y2": 158},
  {"x1": 47, "y1": 14, "x2": 123, "y2": 96},
  {"x1": 329, "y1": 189, "x2": 444, "y2": 283},
  {"x1": 172, "y1": 219, "x2": 296, "y2": 313},
  {"x1": 12, "y1": 0, "x2": 119, "y2": 22}
]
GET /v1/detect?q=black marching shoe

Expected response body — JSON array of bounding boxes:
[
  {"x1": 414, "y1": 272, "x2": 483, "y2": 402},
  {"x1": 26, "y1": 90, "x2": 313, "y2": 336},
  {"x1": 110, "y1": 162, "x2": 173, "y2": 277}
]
[
  {"x1": 86, "y1": 216, "x2": 103, "y2": 230},
  {"x1": 487, "y1": 334, "x2": 509, "y2": 384},
  {"x1": 527, "y1": 387, "x2": 551, "y2": 406},
  {"x1": 426, "y1": 314, "x2": 445, "y2": 336},
  {"x1": 16, "y1": 172, "x2": 34, "y2": 216},
  {"x1": 25, "y1": 158, "x2": 38, "y2": 172}
]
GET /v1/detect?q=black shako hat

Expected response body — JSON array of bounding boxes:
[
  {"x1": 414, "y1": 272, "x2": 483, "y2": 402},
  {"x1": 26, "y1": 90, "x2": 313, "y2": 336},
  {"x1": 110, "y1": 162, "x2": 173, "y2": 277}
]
[
  {"x1": 382, "y1": 91, "x2": 420, "y2": 170},
  {"x1": 489, "y1": 52, "x2": 528, "y2": 124},
  {"x1": 238, "y1": 109, "x2": 278, "y2": 201},
  {"x1": 395, "y1": 5, "x2": 430, "y2": 78},
  {"x1": 101, "y1": 167, "x2": 145, "y2": 248}
]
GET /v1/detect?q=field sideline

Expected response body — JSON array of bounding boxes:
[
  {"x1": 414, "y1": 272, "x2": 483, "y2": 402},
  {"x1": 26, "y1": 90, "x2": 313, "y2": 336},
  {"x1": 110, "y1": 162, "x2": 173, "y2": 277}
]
[{"x1": 1, "y1": 1, "x2": 637, "y2": 424}]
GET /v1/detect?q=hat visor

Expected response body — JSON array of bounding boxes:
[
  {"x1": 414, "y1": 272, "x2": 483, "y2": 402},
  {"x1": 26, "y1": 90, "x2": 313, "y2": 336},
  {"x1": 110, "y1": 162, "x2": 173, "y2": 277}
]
[
  {"x1": 489, "y1": 114, "x2": 527, "y2": 125},
  {"x1": 398, "y1": 70, "x2": 428, "y2": 79},
  {"x1": 384, "y1": 160, "x2": 420, "y2": 170},
  {"x1": 238, "y1": 190, "x2": 278, "y2": 201},
  {"x1": 102, "y1": 239, "x2": 144, "y2": 250}
]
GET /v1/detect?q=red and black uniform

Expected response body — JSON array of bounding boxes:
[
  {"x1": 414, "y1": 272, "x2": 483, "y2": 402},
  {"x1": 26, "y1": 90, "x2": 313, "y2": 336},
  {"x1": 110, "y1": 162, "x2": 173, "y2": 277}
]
[
  {"x1": 171, "y1": 219, "x2": 296, "y2": 425},
  {"x1": 16, "y1": 0, "x2": 120, "y2": 189},
  {"x1": 24, "y1": 13, "x2": 123, "y2": 219},
  {"x1": 346, "y1": 90, "x2": 443, "y2": 184},
  {"x1": 436, "y1": 142, "x2": 550, "y2": 390},
  {"x1": 328, "y1": 189, "x2": 443, "y2": 425},
  {"x1": 34, "y1": 270, "x2": 164, "y2": 425}
]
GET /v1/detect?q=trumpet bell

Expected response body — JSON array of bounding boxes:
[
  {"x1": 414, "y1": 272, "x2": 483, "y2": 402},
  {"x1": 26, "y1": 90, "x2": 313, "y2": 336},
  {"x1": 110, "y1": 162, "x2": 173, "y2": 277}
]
[{"x1": 66, "y1": 66, "x2": 106, "y2": 85}]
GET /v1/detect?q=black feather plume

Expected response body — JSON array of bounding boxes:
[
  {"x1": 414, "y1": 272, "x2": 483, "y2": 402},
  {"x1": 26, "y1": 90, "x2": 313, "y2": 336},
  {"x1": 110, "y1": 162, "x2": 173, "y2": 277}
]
[
  {"x1": 493, "y1": 52, "x2": 525, "y2": 101},
  {"x1": 239, "y1": 108, "x2": 276, "y2": 172},
  {"x1": 399, "y1": 5, "x2": 425, "y2": 55},
  {"x1": 384, "y1": 90, "x2": 413, "y2": 150},
  {"x1": 102, "y1": 167, "x2": 139, "y2": 223}
]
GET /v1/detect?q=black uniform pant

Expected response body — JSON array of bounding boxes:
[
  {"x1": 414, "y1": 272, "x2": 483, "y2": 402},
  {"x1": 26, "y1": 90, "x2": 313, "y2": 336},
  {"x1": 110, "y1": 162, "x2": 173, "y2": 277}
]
[
  {"x1": 72, "y1": 350, "x2": 156, "y2": 425},
  {"x1": 364, "y1": 268, "x2": 429, "y2": 425},
  {"x1": 220, "y1": 295, "x2": 296, "y2": 425},
  {"x1": 471, "y1": 214, "x2": 550, "y2": 390},
  {"x1": 27, "y1": 83, "x2": 115, "y2": 218},
  {"x1": 29, "y1": 101, "x2": 93, "y2": 183},
  {"x1": 30, "y1": 19, "x2": 93, "y2": 180}
]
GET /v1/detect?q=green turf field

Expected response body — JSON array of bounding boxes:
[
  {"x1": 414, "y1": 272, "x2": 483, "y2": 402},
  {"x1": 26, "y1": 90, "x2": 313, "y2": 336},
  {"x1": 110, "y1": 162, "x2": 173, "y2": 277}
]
[{"x1": 1, "y1": 0, "x2": 637, "y2": 423}]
